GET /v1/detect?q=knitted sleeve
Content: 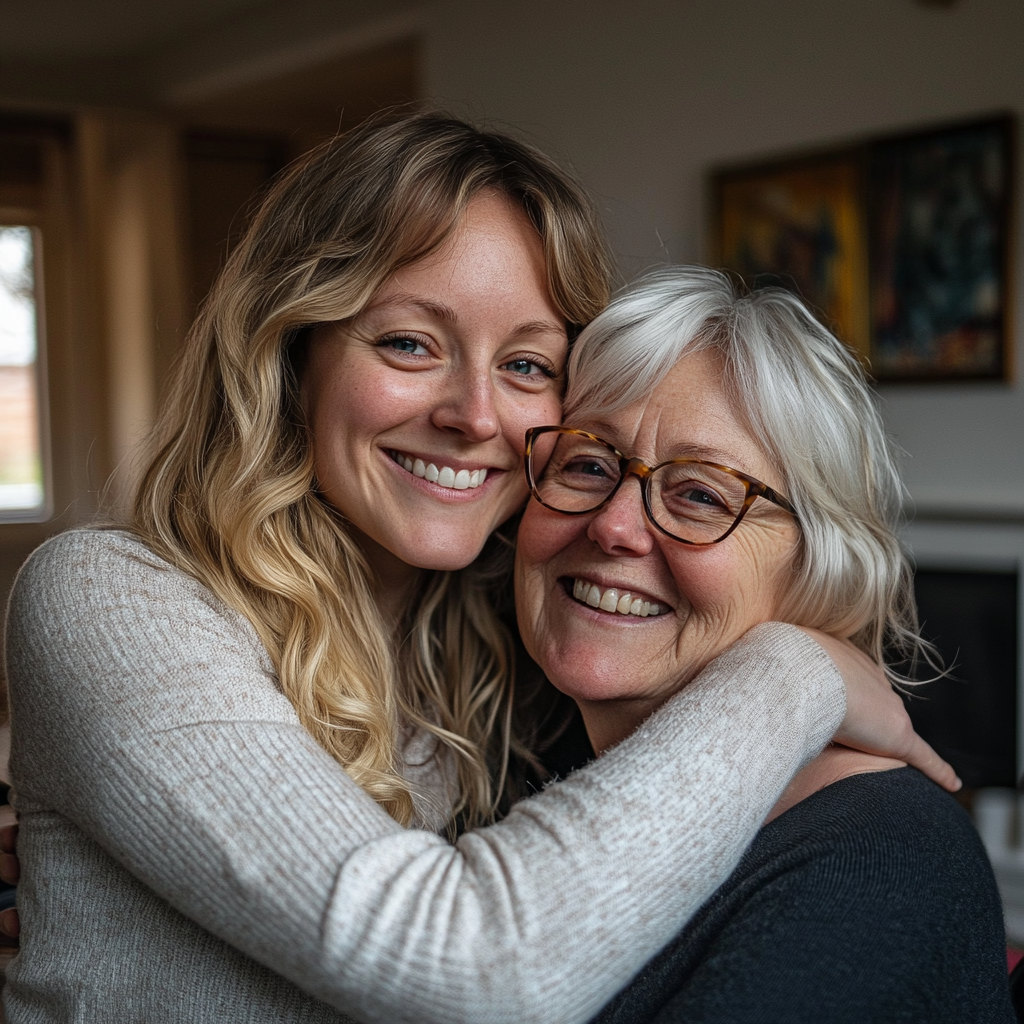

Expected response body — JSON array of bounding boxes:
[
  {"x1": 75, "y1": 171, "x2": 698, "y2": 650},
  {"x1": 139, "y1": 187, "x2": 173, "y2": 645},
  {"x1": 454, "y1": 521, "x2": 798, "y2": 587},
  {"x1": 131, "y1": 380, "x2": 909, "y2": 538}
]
[{"x1": 4, "y1": 529, "x2": 844, "y2": 1024}]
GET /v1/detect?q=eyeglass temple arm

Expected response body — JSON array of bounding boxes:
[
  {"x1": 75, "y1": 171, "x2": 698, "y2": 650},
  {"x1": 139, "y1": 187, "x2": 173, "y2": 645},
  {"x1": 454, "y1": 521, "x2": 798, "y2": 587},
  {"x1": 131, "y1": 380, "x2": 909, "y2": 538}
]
[{"x1": 756, "y1": 483, "x2": 796, "y2": 515}]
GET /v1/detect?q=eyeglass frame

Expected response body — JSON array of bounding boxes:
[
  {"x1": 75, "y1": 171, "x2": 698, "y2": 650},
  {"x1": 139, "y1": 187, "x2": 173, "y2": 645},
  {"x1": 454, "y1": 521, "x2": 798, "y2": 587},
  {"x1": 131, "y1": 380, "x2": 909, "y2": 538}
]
[{"x1": 523, "y1": 425, "x2": 798, "y2": 546}]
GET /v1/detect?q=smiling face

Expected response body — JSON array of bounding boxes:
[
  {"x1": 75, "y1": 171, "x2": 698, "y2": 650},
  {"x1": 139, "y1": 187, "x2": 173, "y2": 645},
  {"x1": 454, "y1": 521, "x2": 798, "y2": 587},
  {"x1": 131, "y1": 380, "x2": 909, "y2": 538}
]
[
  {"x1": 303, "y1": 193, "x2": 567, "y2": 596},
  {"x1": 515, "y1": 348, "x2": 802, "y2": 752}
]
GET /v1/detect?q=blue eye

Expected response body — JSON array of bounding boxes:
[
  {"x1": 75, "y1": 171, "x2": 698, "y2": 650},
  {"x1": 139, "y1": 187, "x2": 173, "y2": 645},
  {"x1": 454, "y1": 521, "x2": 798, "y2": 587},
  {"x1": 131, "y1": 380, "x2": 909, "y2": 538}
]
[
  {"x1": 380, "y1": 335, "x2": 426, "y2": 355},
  {"x1": 504, "y1": 358, "x2": 553, "y2": 378}
]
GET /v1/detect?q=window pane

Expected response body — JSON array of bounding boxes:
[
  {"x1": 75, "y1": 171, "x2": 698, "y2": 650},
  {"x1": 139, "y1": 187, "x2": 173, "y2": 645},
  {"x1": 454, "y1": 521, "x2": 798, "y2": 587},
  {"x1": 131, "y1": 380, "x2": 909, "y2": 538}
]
[{"x1": 0, "y1": 225, "x2": 44, "y2": 513}]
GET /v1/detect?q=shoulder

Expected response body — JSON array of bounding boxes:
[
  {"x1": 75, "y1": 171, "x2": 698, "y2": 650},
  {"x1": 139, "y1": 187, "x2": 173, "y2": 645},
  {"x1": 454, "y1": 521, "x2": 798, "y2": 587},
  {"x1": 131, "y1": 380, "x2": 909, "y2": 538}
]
[
  {"x1": 765, "y1": 765, "x2": 980, "y2": 854},
  {"x1": 755, "y1": 768, "x2": 997, "y2": 906},
  {"x1": 8, "y1": 528, "x2": 266, "y2": 662},
  {"x1": 11, "y1": 527, "x2": 151, "y2": 598},
  {"x1": 646, "y1": 770, "x2": 1015, "y2": 1022},
  {"x1": 6, "y1": 528, "x2": 287, "y2": 732},
  {"x1": 743, "y1": 769, "x2": 1009, "y2": 1014},
  {"x1": 14, "y1": 527, "x2": 227, "y2": 615},
  {"x1": 12, "y1": 527, "x2": 184, "y2": 610}
]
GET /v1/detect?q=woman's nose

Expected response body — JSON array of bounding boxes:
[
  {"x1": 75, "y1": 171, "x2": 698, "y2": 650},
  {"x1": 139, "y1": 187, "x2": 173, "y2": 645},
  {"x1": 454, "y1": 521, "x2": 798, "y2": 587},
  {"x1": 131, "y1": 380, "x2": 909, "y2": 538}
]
[
  {"x1": 586, "y1": 478, "x2": 655, "y2": 557},
  {"x1": 429, "y1": 373, "x2": 500, "y2": 442}
]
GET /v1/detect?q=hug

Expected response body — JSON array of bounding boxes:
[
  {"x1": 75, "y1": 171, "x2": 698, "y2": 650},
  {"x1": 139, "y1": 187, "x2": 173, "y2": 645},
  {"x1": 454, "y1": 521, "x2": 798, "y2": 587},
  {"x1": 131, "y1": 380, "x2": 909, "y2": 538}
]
[{"x1": 2, "y1": 111, "x2": 1012, "y2": 1022}]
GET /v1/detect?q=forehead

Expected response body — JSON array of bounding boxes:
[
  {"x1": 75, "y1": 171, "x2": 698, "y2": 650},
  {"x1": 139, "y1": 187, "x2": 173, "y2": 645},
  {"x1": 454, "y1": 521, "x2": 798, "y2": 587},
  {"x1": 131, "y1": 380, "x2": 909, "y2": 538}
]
[
  {"x1": 579, "y1": 350, "x2": 780, "y2": 485},
  {"x1": 367, "y1": 194, "x2": 561, "y2": 321},
  {"x1": 392, "y1": 194, "x2": 542, "y2": 279}
]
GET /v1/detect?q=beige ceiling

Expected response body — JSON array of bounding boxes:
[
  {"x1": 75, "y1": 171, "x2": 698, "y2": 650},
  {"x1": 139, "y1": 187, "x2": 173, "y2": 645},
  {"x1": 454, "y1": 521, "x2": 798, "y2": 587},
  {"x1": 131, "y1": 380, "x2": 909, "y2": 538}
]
[
  {"x1": 0, "y1": 0, "x2": 275, "y2": 57},
  {"x1": 179, "y1": 37, "x2": 419, "y2": 146},
  {"x1": 0, "y1": 0, "x2": 422, "y2": 111}
]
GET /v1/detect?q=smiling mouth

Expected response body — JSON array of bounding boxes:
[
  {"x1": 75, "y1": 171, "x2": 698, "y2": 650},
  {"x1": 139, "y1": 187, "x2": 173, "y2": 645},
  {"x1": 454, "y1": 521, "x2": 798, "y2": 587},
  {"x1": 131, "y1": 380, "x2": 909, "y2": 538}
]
[
  {"x1": 569, "y1": 578, "x2": 669, "y2": 618},
  {"x1": 388, "y1": 450, "x2": 490, "y2": 491}
]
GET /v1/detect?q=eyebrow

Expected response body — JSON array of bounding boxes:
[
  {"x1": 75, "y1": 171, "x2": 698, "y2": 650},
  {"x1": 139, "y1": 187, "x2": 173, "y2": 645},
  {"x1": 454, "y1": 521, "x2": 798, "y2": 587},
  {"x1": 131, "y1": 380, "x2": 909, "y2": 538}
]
[
  {"x1": 658, "y1": 442, "x2": 751, "y2": 467},
  {"x1": 580, "y1": 421, "x2": 749, "y2": 467},
  {"x1": 363, "y1": 292, "x2": 566, "y2": 338},
  {"x1": 364, "y1": 293, "x2": 458, "y2": 323}
]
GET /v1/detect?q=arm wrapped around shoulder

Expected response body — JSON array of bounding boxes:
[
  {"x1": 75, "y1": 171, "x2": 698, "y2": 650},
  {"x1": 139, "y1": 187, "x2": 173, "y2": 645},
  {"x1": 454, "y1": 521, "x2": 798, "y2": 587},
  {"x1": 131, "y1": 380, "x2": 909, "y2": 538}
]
[{"x1": 4, "y1": 534, "x2": 849, "y2": 1024}]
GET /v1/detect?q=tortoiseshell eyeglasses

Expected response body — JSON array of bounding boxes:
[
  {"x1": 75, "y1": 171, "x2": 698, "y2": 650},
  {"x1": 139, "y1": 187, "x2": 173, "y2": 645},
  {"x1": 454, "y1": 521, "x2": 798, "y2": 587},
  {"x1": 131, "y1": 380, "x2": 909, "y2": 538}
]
[{"x1": 524, "y1": 425, "x2": 797, "y2": 546}]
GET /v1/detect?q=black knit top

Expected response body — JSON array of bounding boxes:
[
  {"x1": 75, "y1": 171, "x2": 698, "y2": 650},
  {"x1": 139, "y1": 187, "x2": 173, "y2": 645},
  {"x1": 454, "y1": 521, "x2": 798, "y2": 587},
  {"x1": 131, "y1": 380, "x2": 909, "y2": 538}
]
[{"x1": 594, "y1": 767, "x2": 1015, "y2": 1023}]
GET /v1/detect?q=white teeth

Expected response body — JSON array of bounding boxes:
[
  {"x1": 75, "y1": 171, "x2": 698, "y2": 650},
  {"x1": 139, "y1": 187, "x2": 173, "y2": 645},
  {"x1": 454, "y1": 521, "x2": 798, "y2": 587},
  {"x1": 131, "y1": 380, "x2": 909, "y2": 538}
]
[
  {"x1": 572, "y1": 579, "x2": 667, "y2": 618},
  {"x1": 392, "y1": 452, "x2": 488, "y2": 490}
]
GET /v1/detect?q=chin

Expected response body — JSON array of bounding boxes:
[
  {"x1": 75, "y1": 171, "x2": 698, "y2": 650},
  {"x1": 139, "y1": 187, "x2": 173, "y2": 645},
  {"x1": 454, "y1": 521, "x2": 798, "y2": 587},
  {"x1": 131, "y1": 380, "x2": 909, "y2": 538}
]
[
  {"x1": 557, "y1": 681, "x2": 634, "y2": 705},
  {"x1": 397, "y1": 534, "x2": 494, "y2": 572},
  {"x1": 543, "y1": 653, "x2": 641, "y2": 705}
]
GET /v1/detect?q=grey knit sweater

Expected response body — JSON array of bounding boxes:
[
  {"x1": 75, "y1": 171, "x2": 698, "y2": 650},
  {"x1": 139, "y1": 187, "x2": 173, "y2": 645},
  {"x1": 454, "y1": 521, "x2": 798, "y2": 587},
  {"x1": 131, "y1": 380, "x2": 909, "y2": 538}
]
[{"x1": 2, "y1": 529, "x2": 845, "y2": 1024}]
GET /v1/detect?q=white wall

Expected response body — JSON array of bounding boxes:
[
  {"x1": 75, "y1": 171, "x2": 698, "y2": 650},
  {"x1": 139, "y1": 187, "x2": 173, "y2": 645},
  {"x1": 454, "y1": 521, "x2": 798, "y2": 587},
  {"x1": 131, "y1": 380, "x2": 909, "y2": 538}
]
[{"x1": 426, "y1": 0, "x2": 1024, "y2": 515}]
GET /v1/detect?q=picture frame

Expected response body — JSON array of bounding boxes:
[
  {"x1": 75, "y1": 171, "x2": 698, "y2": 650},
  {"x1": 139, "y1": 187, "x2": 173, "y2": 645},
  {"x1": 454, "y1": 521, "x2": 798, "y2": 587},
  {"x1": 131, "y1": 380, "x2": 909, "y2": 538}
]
[
  {"x1": 712, "y1": 147, "x2": 870, "y2": 362},
  {"x1": 711, "y1": 115, "x2": 1014, "y2": 382},
  {"x1": 866, "y1": 116, "x2": 1014, "y2": 381}
]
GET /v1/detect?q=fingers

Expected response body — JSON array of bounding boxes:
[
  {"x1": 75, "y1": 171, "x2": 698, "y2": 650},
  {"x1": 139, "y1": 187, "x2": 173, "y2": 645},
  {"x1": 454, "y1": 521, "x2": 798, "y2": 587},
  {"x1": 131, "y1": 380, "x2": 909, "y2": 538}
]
[
  {"x1": 0, "y1": 823, "x2": 17, "y2": 855},
  {"x1": 0, "y1": 823, "x2": 20, "y2": 941},
  {"x1": 0, "y1": 824, "x2": 17, "y2": 886},
  {"x1": 0, "y1": 852, "x2": 18, "y2": 886},
  {"x1": 0, "y1": 908, "x2": 18, "y2": 940},
  {"x1": 0, "y1": 824, "x2": 19, "y2": 886},
  {"x1": 899, "y1": 732, "x2": 961, "y2": 793},
  {"x1": 799, "y1": 628, "x2": 962, "y2": 793}
]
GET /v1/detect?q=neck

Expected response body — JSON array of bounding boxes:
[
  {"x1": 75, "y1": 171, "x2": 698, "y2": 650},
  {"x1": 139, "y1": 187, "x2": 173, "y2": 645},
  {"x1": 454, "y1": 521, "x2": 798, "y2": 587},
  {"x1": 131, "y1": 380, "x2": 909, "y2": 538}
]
[
  {"x1": 765, "y1": 745, "x2": 906, "y2": 823},
  {"x1": 576, "y1": 695, "x2": 666, "y2": 755},
  {"x1": 350, "y1": 527, "x2": 423, "y2": 626}
]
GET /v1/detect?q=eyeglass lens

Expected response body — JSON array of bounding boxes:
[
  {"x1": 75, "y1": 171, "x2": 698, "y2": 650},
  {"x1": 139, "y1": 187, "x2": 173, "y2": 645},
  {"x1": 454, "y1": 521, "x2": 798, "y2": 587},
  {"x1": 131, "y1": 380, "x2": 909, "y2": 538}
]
[{"x1": 530, "y1": 430, "x2": 750, "y2": 544}]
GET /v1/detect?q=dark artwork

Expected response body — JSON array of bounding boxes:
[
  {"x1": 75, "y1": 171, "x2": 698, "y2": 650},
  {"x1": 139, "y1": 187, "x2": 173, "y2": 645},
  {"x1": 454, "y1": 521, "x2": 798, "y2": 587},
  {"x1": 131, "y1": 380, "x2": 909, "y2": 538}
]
[
  {"x1": 901, "y1": 569, "x2": 1018, "y2": 789},
  {"x1": 712, "y1": 115, "x2": 1014, "y2": 382},
  {"x1": 867, "y1": 119, "x2": 1012, "y2": 381},
  {"x1": 714, "y1": 154, "x2": 869, "y2": 360}
]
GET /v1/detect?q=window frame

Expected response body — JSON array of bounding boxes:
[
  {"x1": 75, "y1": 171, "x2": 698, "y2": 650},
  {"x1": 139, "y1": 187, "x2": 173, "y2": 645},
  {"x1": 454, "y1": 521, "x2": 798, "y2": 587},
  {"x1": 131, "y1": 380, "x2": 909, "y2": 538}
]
[{"x1": 0, "y1": 215, "x2": 52, "y2": 524}]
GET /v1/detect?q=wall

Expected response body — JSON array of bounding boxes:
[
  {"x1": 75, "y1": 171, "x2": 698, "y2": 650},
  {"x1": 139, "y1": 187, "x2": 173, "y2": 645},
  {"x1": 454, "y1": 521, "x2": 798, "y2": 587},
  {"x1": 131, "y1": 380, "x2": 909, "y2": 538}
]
[
  {"x1": 1, "y1": 0, "x2": 1021, "y2": 524},
  {"x1": 425, "y1": 0, "x2": 1024, "y2": 515}
]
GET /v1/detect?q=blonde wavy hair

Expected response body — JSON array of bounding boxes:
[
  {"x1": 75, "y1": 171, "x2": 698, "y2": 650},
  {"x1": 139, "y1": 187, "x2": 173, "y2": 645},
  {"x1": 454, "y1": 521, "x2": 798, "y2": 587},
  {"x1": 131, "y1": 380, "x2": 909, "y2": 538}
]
[{"x1": 132, "y1": 111, "x2": 613, "y2": 831}]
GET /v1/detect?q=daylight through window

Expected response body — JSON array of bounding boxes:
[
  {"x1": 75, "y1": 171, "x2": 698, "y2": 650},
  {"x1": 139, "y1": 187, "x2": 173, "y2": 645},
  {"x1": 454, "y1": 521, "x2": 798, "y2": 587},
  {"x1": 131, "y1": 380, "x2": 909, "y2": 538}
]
[{"x1": 0, "y1": 225, "x2": 45, "y2": 515}]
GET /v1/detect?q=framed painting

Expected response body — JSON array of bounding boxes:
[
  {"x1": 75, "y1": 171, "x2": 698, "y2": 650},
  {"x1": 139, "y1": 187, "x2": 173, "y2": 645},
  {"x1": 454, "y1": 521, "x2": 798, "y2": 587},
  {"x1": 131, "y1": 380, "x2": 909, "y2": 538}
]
[
  {"x1": 866, "y1": 116, "x2": 1013, "y2": 381},
  {"x1": 712, "y1": 149, "x2": 870, "y2": 361},
  {"x1": 711, "y1": 114, "x2": 1015, "y2": 382}
]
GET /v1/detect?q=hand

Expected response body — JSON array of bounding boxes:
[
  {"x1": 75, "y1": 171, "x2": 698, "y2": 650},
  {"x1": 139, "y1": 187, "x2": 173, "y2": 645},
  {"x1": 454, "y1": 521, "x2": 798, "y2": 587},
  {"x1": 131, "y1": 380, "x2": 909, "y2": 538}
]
[
  {"x1": 797, "y1": 628, "x2": 961, "y2": 793},
  {"x1": 0, "y1": 824, "x2": 19, "y2": 940}
]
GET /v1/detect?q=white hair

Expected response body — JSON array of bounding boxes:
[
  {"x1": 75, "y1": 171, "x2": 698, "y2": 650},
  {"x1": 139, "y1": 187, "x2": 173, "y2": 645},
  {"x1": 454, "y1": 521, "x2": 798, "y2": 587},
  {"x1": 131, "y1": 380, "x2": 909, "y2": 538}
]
[{"x1": 565, "y1": 265, "x2": 928, "y2": 675}]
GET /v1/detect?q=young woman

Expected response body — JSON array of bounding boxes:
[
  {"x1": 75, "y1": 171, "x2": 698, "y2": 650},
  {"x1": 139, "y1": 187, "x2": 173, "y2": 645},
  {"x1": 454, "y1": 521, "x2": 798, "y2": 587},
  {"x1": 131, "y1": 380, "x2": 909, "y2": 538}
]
[{"x1": 2, "y1": 112, "x2": 953, "y2": 1023}]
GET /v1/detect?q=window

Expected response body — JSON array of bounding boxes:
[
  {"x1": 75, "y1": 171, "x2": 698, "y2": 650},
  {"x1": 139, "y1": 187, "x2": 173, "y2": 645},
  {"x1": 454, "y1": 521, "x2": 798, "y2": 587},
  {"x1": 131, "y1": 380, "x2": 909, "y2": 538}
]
[{"x1": 0, "y1": 224, "x2": 46, "y2": 518}]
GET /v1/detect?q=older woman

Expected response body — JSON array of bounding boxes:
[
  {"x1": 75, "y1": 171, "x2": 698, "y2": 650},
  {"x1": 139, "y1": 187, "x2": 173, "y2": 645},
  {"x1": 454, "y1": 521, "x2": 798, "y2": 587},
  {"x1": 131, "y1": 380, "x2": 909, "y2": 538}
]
[{"x1": 516, "y1": 267, "x2": 1014, "y2": 1023}]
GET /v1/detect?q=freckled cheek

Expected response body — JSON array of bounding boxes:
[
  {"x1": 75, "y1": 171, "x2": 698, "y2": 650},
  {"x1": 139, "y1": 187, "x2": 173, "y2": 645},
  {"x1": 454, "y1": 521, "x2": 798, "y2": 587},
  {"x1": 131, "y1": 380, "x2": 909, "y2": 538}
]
[
  {"x1": 350, "y1": 376, "x2": 435, "y2": 428},
  {"x1": 500, "y1": 393, "x2": 563, "y2": 457},
  {"x1": 518, "y1": 504, "x2": 585, "y2": 567},
  {"x1": 663, "y1": 551, "x2": 750, "y2": 621}
]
